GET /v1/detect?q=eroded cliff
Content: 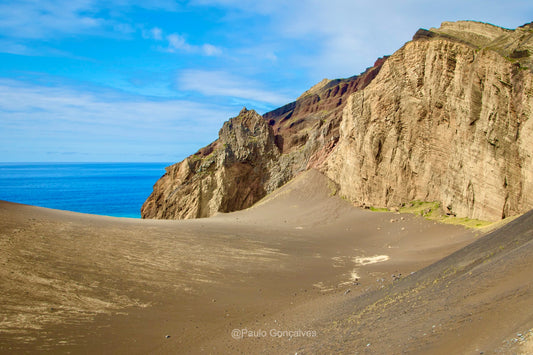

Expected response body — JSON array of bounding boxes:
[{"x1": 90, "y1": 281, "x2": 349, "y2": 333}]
[
  {"x1": 141, "y1": 59, "x2": 385, "y2": 219},
  {"x1": 141, "y1": 108, "x2": 279, "y2": 219},
  {"x1": 325, "y1": 21, "x2": 533, "y2": 221},
  {"x1": 143, "y1": 21, "x2": 533, "y2": 221}
]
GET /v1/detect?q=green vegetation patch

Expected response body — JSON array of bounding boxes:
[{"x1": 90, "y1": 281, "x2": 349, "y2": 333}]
[
  {"x1": 327, "y1": 180, "x2": 338, "y2": 196},
  {"x1": 367, "y1": 200, "x2": 493, "y2": 229},
  {"x1": 438, "y1": 216, "x2": 492, "y2": 229},
  {"x1": 369, "y1": 206, "x2": 389, "y2": 212},
  {"x1": 398, "y1": 200, "x2": 440, "y2": 216}
]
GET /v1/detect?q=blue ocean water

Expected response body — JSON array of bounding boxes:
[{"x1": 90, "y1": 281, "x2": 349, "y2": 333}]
[{"x1": 0, "y1": 163, "x2": 170, "y2": 218}]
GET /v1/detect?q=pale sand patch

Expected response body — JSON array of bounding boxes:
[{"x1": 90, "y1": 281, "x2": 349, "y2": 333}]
[
  {"x1": 338, "y1": 269, "x2": 361, "y2": 287},
  {"x1": 331, "y1": 256, "x2": 346, "y2": 267},
  {"x1": 350, "y1": 269, "x2": 360, "y2": 281},
  {"x1": 353, "y1": 255, "x2": 390, "y2": 265},
  {"x1": 520, "y1": 338, "x2": 533, "y2": 355},
  {"x1": 312, "y1": 281, "x2": 334, "y2": 293}
]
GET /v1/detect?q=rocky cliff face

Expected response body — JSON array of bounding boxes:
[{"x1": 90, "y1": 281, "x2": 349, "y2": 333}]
[
  {"x1": 325, "y1": 21, "x2": 533, "y2": 221},
  {"x1": 141, "y1": 59, "x2": 385, "y2": 219},
  {"x1": 143, "y1": 21, "x2": 533, "y2": 221},
  {"x1": 141, "y1": 108, "x2": 279, "y2": 219}
]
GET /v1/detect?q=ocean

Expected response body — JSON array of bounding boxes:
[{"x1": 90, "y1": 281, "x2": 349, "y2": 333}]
[{"x1": 0, "y1": 162, "x2": 170, "y2": 218}]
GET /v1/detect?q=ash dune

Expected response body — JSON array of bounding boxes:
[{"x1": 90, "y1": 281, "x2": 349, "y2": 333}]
[
  {"x1": 285, "y1": 208, "x2": 533, "y2": 355},
  {"x1": 1, "y1": 169, "x2": 482, "y2": 354}
]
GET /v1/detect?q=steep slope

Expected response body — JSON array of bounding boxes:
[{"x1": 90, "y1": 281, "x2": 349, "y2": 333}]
[
  {"x1": 300, "y1": 208, "x2": 533, "y2": 354},
  {"x1": 325, "y1": 21, "x2": 533, "y2": 221},
  {"x1": 142, "y1": 59, "x2": 386, "y2": 219}
]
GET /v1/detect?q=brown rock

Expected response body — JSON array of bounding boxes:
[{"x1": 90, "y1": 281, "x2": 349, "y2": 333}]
[
  {"x1": 143, "y1": 21, "x2": 533, "y2": 222},
  {"x1": 142, "y1": 60, "x2": 386, "y2": 219},
  {"x1": 141, "y1": 108, "x2": 280, "y2": 219},
  {"x1": 325, "y1": 21, "x2": 533, "y2": 221}
]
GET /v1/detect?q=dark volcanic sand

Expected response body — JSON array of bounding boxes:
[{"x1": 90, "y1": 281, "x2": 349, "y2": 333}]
[{"x1": 1, "y1": 170, "x2": 530, "y2": 354}]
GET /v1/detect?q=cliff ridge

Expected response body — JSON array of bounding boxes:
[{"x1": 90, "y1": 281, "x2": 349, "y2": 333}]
[{"x1": 142, "y1": 21, "x2": 533, "y2": 221}]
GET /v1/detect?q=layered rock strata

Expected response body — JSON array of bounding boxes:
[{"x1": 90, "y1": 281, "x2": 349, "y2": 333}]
[
  {"x1": 325, "y1": 21, "x2": 533, "y2": 221},
  {"x1": 142, "y1": 59, "x2": 386, "y2": 219},
  {"x1": 143, "y1": 21, "x2": 533, "y2": 221}
]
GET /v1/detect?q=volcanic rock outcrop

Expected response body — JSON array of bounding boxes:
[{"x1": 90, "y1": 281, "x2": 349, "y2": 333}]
[
  {"x1": 141, "y1": 108, "x2": 278, "y2": 219},
  {"x1": 142, "y1": 21, "x2": 533, "y2": 221},
  {"x1": 141, "y1": 59, "x2": 386, "y2": 219},
  {"x1": 325, "y1": 21, "x2": 533, "y2": 221}
]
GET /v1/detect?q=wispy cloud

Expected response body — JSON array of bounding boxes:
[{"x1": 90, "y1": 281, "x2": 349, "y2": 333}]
[
  {"x1": 0, "y1": 1, "x2": 223, "y2": 59},
  {"x1": 177, "y1": 69, "x2": 293, "y2": 106},
  {"x1": 164, "y1": 33, "x2": 222, "y2": 56},
  {"x1": 151, "y1": 27, "x2": 163, "y2": 40},
  {"x1": 0, "y1": 0, "x2": 181, "y2": 39},
  {"x1": 142, "y1": 26, "x2": 163, "y2": 40},
  {"x1": 194, "y1": 0, "x2": 533, "y2": 78},
  {"x1": 0, "y1": 40, "x2": 33, "y2": 56},
  {"x1": 201, "y1": 43, "x2": 222, "y2": 56},
  {"x1": 140, "y1": 26, "x2": 222, "y2": 56},
  {"x1": 0, "y1": 0, "x2": 102, "y2": 39},
  {"x1": 0, "y1": 79, "x2": 234, "y2": 162}
]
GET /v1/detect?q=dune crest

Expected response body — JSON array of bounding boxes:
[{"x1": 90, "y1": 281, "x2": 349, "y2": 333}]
[{"x1": 1, "y1": 169, "x2": 486, "y2": 353}]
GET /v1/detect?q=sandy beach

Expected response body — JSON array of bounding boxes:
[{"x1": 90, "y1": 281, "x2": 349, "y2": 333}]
[{"x1": 1, "y1": 170, "x2": 531, "y2": 354}]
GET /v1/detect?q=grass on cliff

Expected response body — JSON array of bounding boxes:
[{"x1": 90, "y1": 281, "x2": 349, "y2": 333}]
[
  {"x1": 369, "y1": 207, "x2": 389, "y2": 212},
  {"x1": 369, "y1": 200, "x2": 493, "y2": 229},
  {"x1": 327, "y1": 180, "x2": 338, "y2": 197}
]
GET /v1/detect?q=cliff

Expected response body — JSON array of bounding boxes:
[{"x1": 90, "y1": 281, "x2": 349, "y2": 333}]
[
  {"x1": 141, "y1": 59, "x2": 386, "y2": 219},
  {"x1": 142, "y1": 21, "x2": 533, "y2": 221},
  {"x1": 325, "y1": 21, "x2": 533, "y2": 221}
]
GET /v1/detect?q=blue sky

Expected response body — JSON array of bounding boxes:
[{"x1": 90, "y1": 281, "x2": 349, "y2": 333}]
[{"x1": 0, "y1": 0, "x2": 531, "y2": 162}]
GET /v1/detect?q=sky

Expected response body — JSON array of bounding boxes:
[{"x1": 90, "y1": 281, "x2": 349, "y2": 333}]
[{"x1": 0, "y1": 0, "x2": 531, "y2": 162}]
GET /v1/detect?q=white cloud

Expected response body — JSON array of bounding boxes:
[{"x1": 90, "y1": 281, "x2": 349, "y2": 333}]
[
  {"x1": 177, "y1": 70, "x2": 293, "y2": 106},
  {"x1": 202, "y1": 43, "x2": 222, "y2": 56},
  {"x1": 193, "y1": 0, "x2": 533, "y2": 78},
  {"x1": 0, "y1": 0, "x2": 179, "y2": 40},
  {"x1": 165, "y1": 33, "x2": 222, "y2": 56},
  {"x1": 166, "y1": 33, "x2": 192, "y2": 52},
  {"x1": 151, "y1": 27, "x2": 163, "y2": 40},
  {"x1": 0, "y1": 79, "x2": 234, "y2": 161},
  {"x1": 0, "y1": 0, "x2": 103, "y2": 39}
]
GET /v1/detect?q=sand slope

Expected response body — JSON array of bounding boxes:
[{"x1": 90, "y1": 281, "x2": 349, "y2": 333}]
[
  {"x1": 262, "y1": 207, "x2": 533, "y2": 354},
  {"x1": 1, "y1": 169, "x2": 526, "y2": 354}
]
